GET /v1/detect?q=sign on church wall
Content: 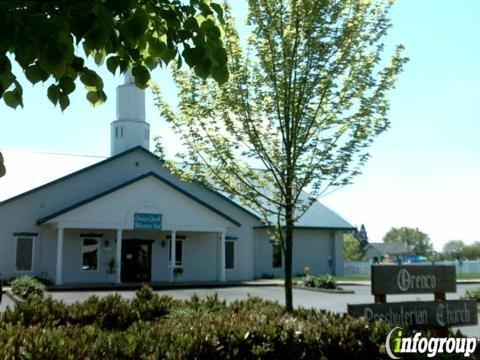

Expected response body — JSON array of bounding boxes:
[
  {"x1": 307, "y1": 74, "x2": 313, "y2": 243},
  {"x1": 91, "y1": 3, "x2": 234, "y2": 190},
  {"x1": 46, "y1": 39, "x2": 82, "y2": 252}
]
[{"x1": 134, "y1": 213, "x2": 162, "y2": 230}]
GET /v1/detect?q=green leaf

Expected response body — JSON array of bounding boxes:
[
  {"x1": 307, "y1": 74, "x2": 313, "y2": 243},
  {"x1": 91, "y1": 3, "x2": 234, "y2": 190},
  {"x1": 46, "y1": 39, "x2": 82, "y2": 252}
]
[
  {"x1": 59, "y1": 94, "x2": 70, "y2": 111},
  {"x1": 14, "y1": 44, "x2": 37, "y2": 68},
  {"x1": 211, "y1": 3, "x2": 225, "y2": 24},
  {"x1": 162, "y1": 46, "x2": 177, "y2": 65},
  {"x1": 0, "y1": 55, "x2": 12, "y2": 74},
  {"x1": 194, "y1": 58, "x2": 212, "y2": 79},
  {"x1": 211, "y1": 64, "x2": 229, "y2": 85},
  {"x1": 183, "y1": 45, "x2": 205, "y2": 67},
  {"x1": 148, "y1": 38, "x2": 167, "y2": 57},
  {"x1": 131, "y1": 65, "x2": 150, "y2": 89},
  {"x1": 184, "y1": 17, "x2": 199, "y2": 32},
  {"x1": 25, "y1": 65, "x2": 48, "y2": 84},
  {"x1": 0, "y1": 71, "x2": 15, "y2": 90},
  {"x1": 211, "y1": 46, "x2": 227, "y2": 66},
  {"x1": 71, "y1": 57, "x2": 85, "y2": 72},
  {"x1": 94, "y1": 50, "x2": 106, "y2": 66},
  {"x1": 47, "y1": 84, "x2": 61, "y2": 105},
  {"x1": 59, "y1": 76, "x2": 76, "y2": 94},
  {"x1": 38, "y1": 41, "x2": 70, "y2": 73},
  {"x1": 144, "y1": 57, "x2": 158, "y2": 70},
  {"x1": 87, "y1": 91, "x2": 100, "y2": 105},
  {"x1": 85, "y1": 24, "x2": 109, "y2": 50},
  {"x1": 106, "y1": 56, "x2": 120, "y2": 75},
  {"x1": 86, "y1": 90, "x2": 106, "y2": 106},
  {"x1": 3, "y1": 90, "x2": 21, "y2": 109},
  {"x1": 123, "y1": 8, "x2": 149, "y2": 41},
  {"x1": 80, "y1": 69, "x2": 102, "y2": 88}
]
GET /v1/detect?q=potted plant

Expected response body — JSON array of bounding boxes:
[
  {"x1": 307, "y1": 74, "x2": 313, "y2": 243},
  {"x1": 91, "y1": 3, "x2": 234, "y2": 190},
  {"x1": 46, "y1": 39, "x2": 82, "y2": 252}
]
[{"x1": 173, "y1": 266, "x2": 183, "y2": 281}]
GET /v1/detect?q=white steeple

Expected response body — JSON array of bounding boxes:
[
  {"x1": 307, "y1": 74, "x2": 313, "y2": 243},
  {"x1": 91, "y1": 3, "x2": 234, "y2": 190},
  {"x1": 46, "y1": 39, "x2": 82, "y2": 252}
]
[{"x1": 110, "y1": 71, "x2": 150, "y2": 156}]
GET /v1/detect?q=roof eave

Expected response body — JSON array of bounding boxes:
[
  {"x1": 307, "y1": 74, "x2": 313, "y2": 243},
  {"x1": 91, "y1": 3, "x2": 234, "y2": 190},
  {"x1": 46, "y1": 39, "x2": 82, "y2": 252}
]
[{"x1": 37, "y1": 172, "x2": 241, "y2": 227}]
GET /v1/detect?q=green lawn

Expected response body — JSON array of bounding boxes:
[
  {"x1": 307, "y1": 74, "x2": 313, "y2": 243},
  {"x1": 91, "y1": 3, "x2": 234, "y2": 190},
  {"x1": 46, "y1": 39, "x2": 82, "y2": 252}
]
[{"x1": 294, "y1": 272, "x2": 480, "y2": 283}]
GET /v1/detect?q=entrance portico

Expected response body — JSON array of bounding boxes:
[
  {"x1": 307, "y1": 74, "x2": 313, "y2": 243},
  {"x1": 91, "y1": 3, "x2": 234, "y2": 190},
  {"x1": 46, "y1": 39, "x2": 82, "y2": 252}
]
[{"x1": 36, "y1": 173, "x2": 238, "y2": 285}]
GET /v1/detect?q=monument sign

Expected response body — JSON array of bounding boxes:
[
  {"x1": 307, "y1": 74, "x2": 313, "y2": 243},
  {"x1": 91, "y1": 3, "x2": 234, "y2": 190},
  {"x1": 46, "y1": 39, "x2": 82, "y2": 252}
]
[{"x1": 348, "y1": 265, "x2": 477, "y2": 331}]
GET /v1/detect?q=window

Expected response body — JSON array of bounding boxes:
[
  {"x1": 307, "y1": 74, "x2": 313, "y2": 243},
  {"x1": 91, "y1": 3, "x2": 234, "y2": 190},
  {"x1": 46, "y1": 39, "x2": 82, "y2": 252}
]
[
  {"x1": 15, "y1": 237, "x2": 34, "y2": 271},
  {"x1": 169, "y1": 239, "x2": 183, "y2": 266},
  {"x1": 272, "y1": 243, "x2": 282, "y2": 268},
  {"x1": 115, "y1": 127, "x2": 119, "y2": 138},
  {"x1": 82, "y1": 238, "x2": 99, "y2": 271},
  {"x1": 120, "y1": 127, "x2": 124, "y2": 137},
  {"x1": 225, "y1": 241, "x2": 234, "y2": 269}
]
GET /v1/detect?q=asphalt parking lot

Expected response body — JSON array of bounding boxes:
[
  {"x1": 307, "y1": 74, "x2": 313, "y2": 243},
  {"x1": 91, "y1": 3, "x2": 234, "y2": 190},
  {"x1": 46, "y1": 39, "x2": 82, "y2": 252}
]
[{"x1": 2, "y1": 284, "x2": 480, "y2": 337}]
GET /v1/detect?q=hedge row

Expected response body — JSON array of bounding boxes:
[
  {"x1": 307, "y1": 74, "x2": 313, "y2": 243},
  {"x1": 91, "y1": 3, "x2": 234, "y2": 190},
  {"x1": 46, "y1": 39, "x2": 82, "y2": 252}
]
[{"x1": 0, "y1": 287, "x2": 475, "y2": 359}]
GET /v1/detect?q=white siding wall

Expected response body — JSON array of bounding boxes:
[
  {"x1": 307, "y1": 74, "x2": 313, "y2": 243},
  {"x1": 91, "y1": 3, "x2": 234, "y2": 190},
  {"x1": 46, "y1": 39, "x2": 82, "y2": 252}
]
[
  {"x1": 0, "y1": 150, "x2": 261, "y2": 282},
  {"x1": 254, "y1": 228, "x2": 345, "y2": 278}
]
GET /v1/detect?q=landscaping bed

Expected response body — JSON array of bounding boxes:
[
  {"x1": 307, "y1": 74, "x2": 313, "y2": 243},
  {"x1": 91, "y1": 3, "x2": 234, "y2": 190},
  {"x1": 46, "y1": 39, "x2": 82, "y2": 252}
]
[
  {"x1": 294, "y1": 274, "x2": 355, "y2": 293},
  {"x1": 0, "y1": 279, "x2": 474, "y2": 359},
  {"x1": 0, "y1": 285, "x2": 395, "y2": 359}
]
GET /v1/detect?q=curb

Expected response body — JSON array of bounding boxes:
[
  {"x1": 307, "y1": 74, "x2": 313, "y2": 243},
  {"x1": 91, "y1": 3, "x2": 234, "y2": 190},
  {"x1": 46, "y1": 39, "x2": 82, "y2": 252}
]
[
  {"x1": 293, "y1": 285, "x2": 355, "y2": 294},
  {"x1": 45, "y1": 281, "x2": 284, "y2": 292}
]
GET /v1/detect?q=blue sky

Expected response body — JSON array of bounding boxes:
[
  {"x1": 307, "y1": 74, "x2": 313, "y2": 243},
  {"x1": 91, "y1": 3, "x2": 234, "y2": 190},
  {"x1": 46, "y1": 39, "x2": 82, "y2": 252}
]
[{"x1": 0, "y1": 1, "x2": 479, "y2": 250}]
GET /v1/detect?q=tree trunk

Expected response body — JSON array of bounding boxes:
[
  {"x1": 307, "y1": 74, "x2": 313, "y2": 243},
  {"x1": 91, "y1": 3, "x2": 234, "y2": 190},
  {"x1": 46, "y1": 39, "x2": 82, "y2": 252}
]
[{"x1": 284, "y1": 191, "x2": 294, "y2": 312}]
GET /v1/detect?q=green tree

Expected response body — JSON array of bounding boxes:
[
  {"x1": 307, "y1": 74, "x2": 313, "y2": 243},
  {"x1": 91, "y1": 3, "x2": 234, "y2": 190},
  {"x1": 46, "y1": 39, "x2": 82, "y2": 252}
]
[
  {"x1": 460, "y1": 242, "x2": 480, "y2": 260},
  {"x1": 0, "y1": 0, "x2": 229, "y2": 177},
  {"x1": 156, "y1": 0, "x2": 406, "y2": 311},
  {"x1": 442, "y1": 240, "x2": 465, "y2": 260},
  {"x1": 343, "y1": 233, "x2": 365, "y2": 261},
  {"x1": 383, "y1": 227, "x2": 433, "y2": 256},
  {"x1": 0, "y1": 0, "x2": 227, "y2": 110}
]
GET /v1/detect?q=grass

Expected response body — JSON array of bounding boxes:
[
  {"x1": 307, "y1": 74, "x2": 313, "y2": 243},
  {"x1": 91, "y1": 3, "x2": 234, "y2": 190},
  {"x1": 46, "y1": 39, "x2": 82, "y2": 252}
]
[{"x1": 294, "y1": 272, "x2": 480, "y2": 283}]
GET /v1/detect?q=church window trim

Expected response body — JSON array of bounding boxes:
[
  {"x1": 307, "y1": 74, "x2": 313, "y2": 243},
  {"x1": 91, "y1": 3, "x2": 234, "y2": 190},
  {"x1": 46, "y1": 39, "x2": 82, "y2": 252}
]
[{"x1": 14, "y1": 235, "x2": 36, "y2": 272}]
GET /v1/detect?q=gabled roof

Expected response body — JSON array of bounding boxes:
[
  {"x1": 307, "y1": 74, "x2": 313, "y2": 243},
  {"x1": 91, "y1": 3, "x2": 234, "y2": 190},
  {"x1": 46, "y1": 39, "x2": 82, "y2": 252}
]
[
  {"x1": 37, "y1": 172, "x2": 241, "y2": 227},
  {"x1": 0, "y1": 146, "x2": 153, "y2": 207},
  {"x1": 365, "y1": 242, "x2": 409, "y2": 255},
  {"x1": 2, "y1": 146, "x2": 354, "y2": 230},
  {"x1": 252, "y1": 190, "x2": 354, "y2": 230},
  {"x1": 0, "y1": 146, "x2": 261, "y2": 222}
]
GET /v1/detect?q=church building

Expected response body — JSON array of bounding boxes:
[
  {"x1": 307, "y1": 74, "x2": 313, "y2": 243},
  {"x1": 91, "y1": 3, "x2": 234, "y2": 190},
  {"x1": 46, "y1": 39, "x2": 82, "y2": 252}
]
[{"x1": 0, "y1": 75, "x2": 354, "y2": 286}]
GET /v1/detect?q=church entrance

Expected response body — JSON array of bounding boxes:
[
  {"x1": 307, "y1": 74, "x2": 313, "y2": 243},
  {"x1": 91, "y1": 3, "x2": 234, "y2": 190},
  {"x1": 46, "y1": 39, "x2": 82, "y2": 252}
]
[{"x1": 121, "y1": 239, "x2": 153, "y2": 282}]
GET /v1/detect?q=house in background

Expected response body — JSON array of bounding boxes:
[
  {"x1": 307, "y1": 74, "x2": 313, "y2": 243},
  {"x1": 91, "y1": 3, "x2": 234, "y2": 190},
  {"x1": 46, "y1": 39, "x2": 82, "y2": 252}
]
[
  {"x1": 0, "y1": 75, "x2": 354, "y2": 286},
  {"x1": 364, "y1": 242, "x2": 409, "y2": 263}
]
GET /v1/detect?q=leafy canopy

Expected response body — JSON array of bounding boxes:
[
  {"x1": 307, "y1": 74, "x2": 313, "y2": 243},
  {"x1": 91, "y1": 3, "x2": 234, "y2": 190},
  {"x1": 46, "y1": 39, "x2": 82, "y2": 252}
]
[
  {"x1": 343, "y1": 233, "x2": 365, "y2": 261},
  {"x1": 383, "y1": 226, "x2": 433, "y2": 256},
  {"x1": 0, "y1": 0, "x2": 229, "y2": 111},
  {"x1": 156, "y1": 0, "x2": 407, "y2": 310},
  {"x1": 157, "y1": 0, "x2": 407, "y2": 227}
]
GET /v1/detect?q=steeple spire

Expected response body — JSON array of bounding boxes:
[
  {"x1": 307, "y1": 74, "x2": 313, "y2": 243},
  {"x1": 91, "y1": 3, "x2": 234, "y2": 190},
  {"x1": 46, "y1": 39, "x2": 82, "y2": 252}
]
[{"x1": 110, "y1": 71, "x2": 150, "y2": 156}]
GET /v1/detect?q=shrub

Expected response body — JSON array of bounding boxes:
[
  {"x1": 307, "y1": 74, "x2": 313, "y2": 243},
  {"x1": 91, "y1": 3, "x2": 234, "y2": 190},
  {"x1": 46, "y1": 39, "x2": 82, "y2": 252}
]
[
  {"x1": 10, "y1": 276, "x2": 45, "y2": 300},
  {"x1": 302, "y1": 274, "x2": 339, "y2": 289},
  {"x1": 0, "y1": 286, "x2": 474, "y2": 359},
  {"x1": 314, "y1": 274, "x2": 337, "y2": 289},
  {"x1": 302, "y1": 274, "x2": 316, "y2": 287},
  {"x1": 463, "y1": 287, "x2": 480, "y2": 302}
]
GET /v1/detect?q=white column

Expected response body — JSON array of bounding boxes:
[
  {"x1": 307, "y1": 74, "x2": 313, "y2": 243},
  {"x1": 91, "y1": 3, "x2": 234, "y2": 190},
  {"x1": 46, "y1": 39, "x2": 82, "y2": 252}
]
[
  {"x1": 219, "y1": 231, "x2": 226, "y2": 282},
  {"x1": 116, "y1": 229, "x2": 123, "y2": 283},
  {"x1": 55, "y1": 227, "x2": 64, "y2": 285},
  {"x1": 170, "y1": 230, "x2": 176, "y2": 282}
]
